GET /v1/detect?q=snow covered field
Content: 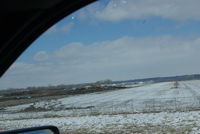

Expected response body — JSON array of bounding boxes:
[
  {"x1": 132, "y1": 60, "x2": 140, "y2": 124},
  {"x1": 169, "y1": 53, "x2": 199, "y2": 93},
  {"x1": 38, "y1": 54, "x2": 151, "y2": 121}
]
[
  {"x1": 2, "y1": 111, "x2": 200, "y2": 134},
  {"x1": 1, "y1": 80, "x2": 200, "y2": 133}
]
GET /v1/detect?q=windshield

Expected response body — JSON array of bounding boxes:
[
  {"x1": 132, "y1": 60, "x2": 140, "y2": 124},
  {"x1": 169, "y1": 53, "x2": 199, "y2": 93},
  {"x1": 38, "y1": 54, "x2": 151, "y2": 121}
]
[{"x1": 1, "y1": 0, "x2": 200, "y2": 133}]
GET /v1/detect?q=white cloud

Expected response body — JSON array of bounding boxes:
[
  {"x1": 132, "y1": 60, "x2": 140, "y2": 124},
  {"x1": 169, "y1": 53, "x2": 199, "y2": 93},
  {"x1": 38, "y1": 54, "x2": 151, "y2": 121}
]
[
  {"x1": 93, "y1": 0, "x2": 200, "y2": 21},
  {"x1": 33, "y1": 51, "x2": 49, "y2": 62},
  {"x1": 1, "y1": 35, "x2": 200, "y2": 89},
  {"x1": 46, "y1": 25, "x2": 57, "y2": 34},
  {"x1": 45, "y1": 22, "x2": 74, "y2": 34},
  {"x1": 60, "y1": 22, "x2": 74, "y2": 33}
]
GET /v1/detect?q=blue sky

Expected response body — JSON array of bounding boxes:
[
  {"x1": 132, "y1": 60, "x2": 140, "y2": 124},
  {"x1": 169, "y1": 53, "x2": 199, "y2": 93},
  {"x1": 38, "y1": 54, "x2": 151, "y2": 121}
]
[
  {"x1": 19, "y1": 15, "x2": 200, "y2": 63},
  {"x1": 1, "y1": 0, "x2": 200, "y2": 89}
]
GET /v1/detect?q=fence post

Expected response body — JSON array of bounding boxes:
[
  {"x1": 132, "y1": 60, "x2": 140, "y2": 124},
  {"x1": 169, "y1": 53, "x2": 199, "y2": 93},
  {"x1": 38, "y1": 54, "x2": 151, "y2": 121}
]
[
  {"x1": 131, "y1": 99, "x2": 134, "y2": 113},
  {"x1": 152, "y1": 99, "x2": 155, "y2": 111},
  {"x1": 72, "y1": 105, "x2": 77, "y2": 116},
  {"x1": 198, "y1": 96, "x2": 200, "y2": 107},
  {"x1": 174, "y1": 98, "x2": 177, "y2": 111}
]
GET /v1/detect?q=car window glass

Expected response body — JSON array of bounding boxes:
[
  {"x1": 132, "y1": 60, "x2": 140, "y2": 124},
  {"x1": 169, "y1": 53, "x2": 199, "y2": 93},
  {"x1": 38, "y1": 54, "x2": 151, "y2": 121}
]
[{"x1": 1, "y1": 0, "x2": 200, "y2": 133}]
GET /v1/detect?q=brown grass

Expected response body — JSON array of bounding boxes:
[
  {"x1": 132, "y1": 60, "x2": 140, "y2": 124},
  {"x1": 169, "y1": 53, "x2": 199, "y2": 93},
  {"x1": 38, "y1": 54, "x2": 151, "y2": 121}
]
[{"x1": 60, "y1": 124, "x2": 194, "y2": 134}]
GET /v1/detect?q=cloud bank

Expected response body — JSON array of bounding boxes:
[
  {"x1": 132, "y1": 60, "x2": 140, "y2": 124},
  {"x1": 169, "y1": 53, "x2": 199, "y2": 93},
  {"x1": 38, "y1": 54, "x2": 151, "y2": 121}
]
[
  {"x1": 1, "y1": 35, "x2": 200, "y2": 89},
  {"x1": 81, "y1": 0, "x2": 200, "y2": 22},
  {"x1": 45, "y1": 22, "x2": 74, "y2": 34}
]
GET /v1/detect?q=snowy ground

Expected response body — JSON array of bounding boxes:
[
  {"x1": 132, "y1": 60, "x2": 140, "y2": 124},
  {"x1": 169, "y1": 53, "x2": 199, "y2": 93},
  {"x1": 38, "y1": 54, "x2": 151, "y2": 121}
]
[
  {"x1": 1, "y1": 111, "x2": 200, "y2": 133},
  {"x1": 1, "y1": 80, "x2": 200, "y2": 133}
]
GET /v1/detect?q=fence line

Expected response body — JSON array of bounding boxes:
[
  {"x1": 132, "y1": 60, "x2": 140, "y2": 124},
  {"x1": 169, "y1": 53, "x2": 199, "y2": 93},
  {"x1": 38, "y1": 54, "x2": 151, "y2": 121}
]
[
  {"x1": 1, "y1": 96, "x2": 200, "y2": 118},
  {"x1": 65, "y1": 96, "x2": 200, "y2": 116}
]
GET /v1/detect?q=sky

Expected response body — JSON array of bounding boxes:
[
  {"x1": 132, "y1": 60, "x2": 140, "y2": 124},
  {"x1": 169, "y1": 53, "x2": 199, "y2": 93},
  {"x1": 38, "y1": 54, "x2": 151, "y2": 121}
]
[{"x1": 1, "y1": 0, "x2": 200, "y2": 89}]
